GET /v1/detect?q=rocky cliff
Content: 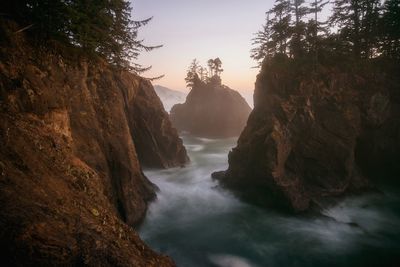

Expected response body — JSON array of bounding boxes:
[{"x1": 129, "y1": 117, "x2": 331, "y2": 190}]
[
  {"x1": 0, "y1": 22, "x2": 186, "y2": 266},
  {"x1": 213, "y1": 56, "x2": 400, "y2": 212},
  {"x1": 128, "y1": 82, "x2": 188, "y2": 168},
  {"x1": 170, "y1": 77, "x2": 252, "y2": 138}
]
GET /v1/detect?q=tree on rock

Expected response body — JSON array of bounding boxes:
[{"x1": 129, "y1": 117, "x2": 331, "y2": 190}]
[
  {"x1": 251, "y1": 0, "x2": 398, "y2": 67},
  {"x1": 251, "y1": 13, "x2": 274, "y2": 66},
  {"x1": 185, "y1": 58, "x2": 224, "y2": 88},
  {"x1": 270, "y1": 0, "x2": 292, "y2": 55},
  {"x1": 381, "y1": 0, "x2": 400, "y2": 59},
  {"x1": 185, "y1": 59, "x2": 201, "y2": 89},
  {"x1": 290, "y1": 0, "x2": 310, "y2": 58},
  {"x1": 206, "y1": 58, "x2": 223, "y2": 77},
  {"x1": 198, "y1": 67, "x2": 208, "y2": 82},
  {"x1": 207, "y1": 59, "x2": 215, "y2": 76},
  {"x1": 213, "y1": 58, "x2": 224, "y2": 76},
  {"x1": 1, "y1": 0, "x2": 160, "y2": 72},
  {"x1": 330, "y1": 0, "x2": 381, "y2": 59}
]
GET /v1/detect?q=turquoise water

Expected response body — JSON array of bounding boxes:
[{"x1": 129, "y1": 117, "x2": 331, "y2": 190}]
[{"x1": 139, "y1": 136, "x2": 400, "y2": 267}]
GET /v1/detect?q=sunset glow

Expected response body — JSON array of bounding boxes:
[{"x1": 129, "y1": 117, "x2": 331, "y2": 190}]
[{"x1": 133, "y1": 0, "x2": 275, "y2": 93}]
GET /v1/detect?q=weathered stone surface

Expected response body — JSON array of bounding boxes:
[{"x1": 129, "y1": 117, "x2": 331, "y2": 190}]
[
  {"x1": 213, "y1": 57, "x2": 400, "y2": 211},
  {"x1": 128, "y1": 80, "x2": 188, "y2": 168},
  {"x1": 0, "y1": 22, "x2": 179, "y2": 266},
  {"x1": 170, "y1": 78, "x2": 251, "y2": 138}
]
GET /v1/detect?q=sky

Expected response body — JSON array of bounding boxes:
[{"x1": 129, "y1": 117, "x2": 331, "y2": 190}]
[{"x1": 132, "y1": 0, "x2": 275, "y2": 93}]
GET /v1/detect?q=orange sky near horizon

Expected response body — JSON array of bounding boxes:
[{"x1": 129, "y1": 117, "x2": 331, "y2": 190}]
[
  {"x1": 133, "y1": 0, "x2": 275, "y2": 93},
  {"x1": 133, "y1": 0, "x2": 332, "y2": 94}
]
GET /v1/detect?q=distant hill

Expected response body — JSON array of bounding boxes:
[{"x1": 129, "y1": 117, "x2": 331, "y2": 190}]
[{"x1": 154, "y1": 85, "x2": 187, "y2": 112}]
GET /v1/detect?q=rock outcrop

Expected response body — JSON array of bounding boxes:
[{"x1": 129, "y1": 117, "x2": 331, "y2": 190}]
[
  {"x1": 0, "y1": 22, "x2": 185, "y2": 266},
  {"x1": 128, "y1": 82, "x2": 188, "y2": 168},
  {"x1": 213, "y1": 56, "x2": 400, "y2": 212},
  {"x1": 170, "y1": 77, "x2": 252, "y2": 138}
]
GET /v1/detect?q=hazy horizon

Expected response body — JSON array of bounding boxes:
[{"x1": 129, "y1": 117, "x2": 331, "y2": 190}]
[
  {"x1": 154, "y1": 83, "x2": 254, "y2": 108},
  {"x1": 132, "y1": 0, "x2": 276, "y2": 93}
]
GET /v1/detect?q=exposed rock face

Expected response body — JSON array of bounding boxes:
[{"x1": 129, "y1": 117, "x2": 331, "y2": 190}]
[
  {"x1": 128, "y1": 81, "x2": 188, "y2": 168},
  {"x1": 213, "y1": 57, "x2": 400, "y2": 211},
  {"x1": 0, "y1": 23, "x2": 183, "y2": 266},
  {"x1": 170, "y1": 78, "x2": 252, "y2": 138}
]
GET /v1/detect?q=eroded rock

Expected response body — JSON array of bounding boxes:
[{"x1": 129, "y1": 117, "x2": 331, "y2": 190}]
[{"x1": 213, "y1": 57, "x2": 400, "y2": 212}]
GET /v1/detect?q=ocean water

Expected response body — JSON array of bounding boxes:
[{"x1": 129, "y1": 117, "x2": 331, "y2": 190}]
[{"x1": 139, "y1": 136, "x2": 400, "y2": 267}]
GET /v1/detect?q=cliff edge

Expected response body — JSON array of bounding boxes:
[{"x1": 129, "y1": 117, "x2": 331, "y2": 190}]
[
  {"x1": 0, "y1": 22, "x2": 186, "y2": 266},
  {"x1": 213, "y1": 56, "x2": 400, "y2": 212}
]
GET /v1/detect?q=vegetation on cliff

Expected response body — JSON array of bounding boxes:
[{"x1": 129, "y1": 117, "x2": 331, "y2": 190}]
[
  {"x1": 1, "y1": 0, "x2": 160, "y2": 71},
  {"x1": 213, "y1": 0, "x2": 400, "y2": 212},
  {"x1": 184, "y1": 58, "x2": 224, "y2": 89},
  {"x1": 0, "y1": 7, "x2": 183, "y2": 266},
  {"x1": 170, "y1": 59, "x2": 251, "y2": 138},
  {"x1": 251, "y1": 0, "x2": 400, "y2": 67}
]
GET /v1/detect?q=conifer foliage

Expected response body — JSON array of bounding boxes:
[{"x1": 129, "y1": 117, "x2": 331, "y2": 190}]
[
  {"x1": 251, "y1": 0, "x2": 400, "y2": 66},
  {"x1": 185, "y1": 58, "x2": 224, "y2": 89},
  {"x1": 1, "y1": 0, "x2": 159, "y2": 72}
]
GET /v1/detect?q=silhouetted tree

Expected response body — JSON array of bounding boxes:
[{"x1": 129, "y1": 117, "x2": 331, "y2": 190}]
[
  {"x1": 251, "y1": 13, "x2": 274, "y2": 66},
  {"x1": 198, "y1": 66, "x2": 208, "y2": 82},
  {"x1": 185, "y1": 59, "x2": 201, "y2": 89},
  {"x1": 213, "y1": 58, "x2": 223, "y2": 76},
  {"x1": 290, "y1": 0, "x2": 309, "y2": 58},
  {"x1": 184, "y1": 58, "x2": 224, "y2": 88},
  {"x1": 309, "y1": 0, "x2": 329, "y2": 64},
  {"x1": 0, "y1": 0, "x2": 160, "y2": 72},
  {"x1": 270, "y1": 0, "x2": 292, "y2": 55},
  {"x1": 1, "y1": 0, "x2": 69, "y2": 40},
  {"x1": 207, "y1": 59, "x2": 215, "y2": 77},
  {"x1": 330, "y1": 0, "x2": 384, "y2": 59},
  {"x1": 380, "y1": 0, "x2": 400, "y2": 59},
  {"x1": 360, "y1": 0, "x2": 381, "y2": 58}
]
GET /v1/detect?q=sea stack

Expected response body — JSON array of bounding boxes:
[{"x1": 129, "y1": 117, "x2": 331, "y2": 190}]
[{"x1": 170, "y1": 75, "x2": 251, "y2": 138}]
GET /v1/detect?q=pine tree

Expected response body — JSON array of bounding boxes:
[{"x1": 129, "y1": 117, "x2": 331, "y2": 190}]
[
  {"x1": 2, "y1": 0, "x2": 70, "y2": 41},
  {"x1": 185, "y1": 59, "x2": 201, "y2": 89},
  {"x1": 330, "y1": 0, "x2": 358, "y2": 58},
  {"x1": 270, "y1": 0, "x2": 292, "y2": 55},
  {"x1": 289, "y1": 0, "x2": 309, "y2": 58},
  {"x1": 198, "y1": 67, "x2": 208, "y2": 82},
  {"x1": 69, "y1": 0, "x2": 161, "y2": 70},
  {"x1": 207, "y1": 59, "x2": 215, "y2": 77},
  {"x1": 251, "y1": 0, "x2": 398, "y2": 66},
  {"x1": 1, "y1": 0, "x2": 160, "y2": 72},
  {"x1": 213, "y1": 58, "x2": 223, "y2": 76},
  {"x1": 331, "y1": 0, "x2": 383, "y2": 59},
  {"x1": 360, "y1": 0, "x2": 381, "y2": 58},
  {"x1": 251, "y1": 13, "x2": 274, "y2": 66},
  {"x1": 309, "y1": 0, "x2": 329, "y2": 64},
  {"x1": 380, "y1": 0, "x2": 400, "y2": 59}
]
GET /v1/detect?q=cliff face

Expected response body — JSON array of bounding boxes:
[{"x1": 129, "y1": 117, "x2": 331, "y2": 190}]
[
  {"x1": 128, "y1": 81, "x2": 188, "y2": 168},
  {"x1": 170, "y1": 78, "x2": 252, "y2": 138},
  {"x1": 0, "y1": 24, "x2": 184, "y2": 266},
  {"x1": 214, "y1": 57, "x2": 400, "y2": 211}
]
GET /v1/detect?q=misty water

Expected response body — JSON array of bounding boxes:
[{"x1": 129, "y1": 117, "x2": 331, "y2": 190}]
[{"x1": 139, "y1": 136, "x2": 400, "y2": 267}]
